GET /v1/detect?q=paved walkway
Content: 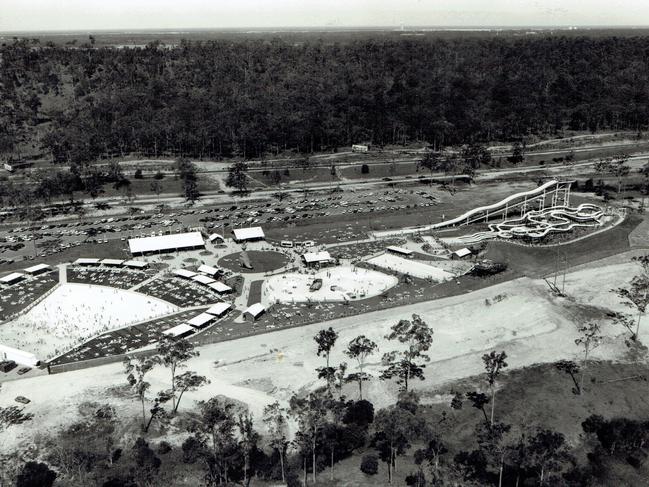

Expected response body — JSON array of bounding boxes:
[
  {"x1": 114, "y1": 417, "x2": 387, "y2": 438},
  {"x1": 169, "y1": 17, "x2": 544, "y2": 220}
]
[{"x1": 57, "y1": 264, "x2": 67, "y2": 284}]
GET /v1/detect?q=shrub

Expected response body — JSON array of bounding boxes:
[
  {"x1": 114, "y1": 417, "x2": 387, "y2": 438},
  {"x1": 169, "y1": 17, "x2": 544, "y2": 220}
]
[
  {"x1": 134, "y1": 168, "x2": 143, "y2": 179},
  {"x1": 361, "y1": 164, "x2": 370, "y2": 174},
  {"x1": 285, "y1": 469, "x2": 303, "y2": 487},
  {"x1": 360, "y1": 454, "x2": 379, "y2": 475},
  {"x1": 157, "y1": 441, "x2": 172, "y2": 454},
  {"x1": 16, "y1": 462, "x2": 57, "y2": 487},
  {"x1": 344, "y1": 399, "x2": 375, "y2": 427}
]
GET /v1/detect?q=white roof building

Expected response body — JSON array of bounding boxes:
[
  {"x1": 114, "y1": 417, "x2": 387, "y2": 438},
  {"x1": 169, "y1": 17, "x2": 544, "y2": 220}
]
[
  {"x1": 173, "y1": 269, "x2": 196, "y2": 279},
  {"x1": 74, "y1": 258, "x2": 101, "y2": 265},
  {"x1": 123, "y1": 260, "x2": 149, "y2": 269},
  {"x1": 129, "y1": 232, "x2": 204, "y2": 255},
  {"x1": 387, "y1": 246, "x2": 413, "y2": 256},
  {"x1": 197, "y1": 264, "x2": 220, "y2": 277},
  {"x1": 101, "y1": 258, "x2": 124, "y2": 266},
  {"x1": 209, "y1": 281, "x2": 233, "y2": 293},
  {"x1": 192, "y1": 274, "x2": 216, "y2": 285},
  {"x1": 187, "y1": 312, "x2": 215, "y2": 329},
  {"x1": 0, "y1": 272, "x2": 25, "y2": 285},
  {"x1": 244, "y1": 303, "x2": 266, "y2": 319},
  {"x1": 24, "y1": 263, "x2": 51, "y2": 274},
  {"x1": 208, "y1": 233, "x2": 225, "y2": 242},
  {"x1": 452, "y1": 247, "x2": 472, "y2": 259},
  {"x1": 162, "y1": 323, "x2": 195, "y2": 338},
  {"x1": 232, "y1": 227, "x2": 265, "y2": 242},
  {"x1": 302, "y1": 251, "x2": 333, "y2": 264},
  {"x1": 206, "y1": 302, "x2": 232, "y2": 317}
]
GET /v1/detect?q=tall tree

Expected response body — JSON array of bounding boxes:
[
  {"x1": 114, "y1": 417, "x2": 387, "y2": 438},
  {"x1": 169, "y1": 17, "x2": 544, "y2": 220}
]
[
  {"x1": 289, "y1": 392, "x2": 327, "y2": 484},
  {"x1": 482, "y1": 351, "x2": 508, "y2": 426},
  {"x1": 614, "y1": 254, "x2": 649, "y2": 341},
  {"x1": 380, "y1": 314, "x2": 434, "y2": 392},
  {"x1": 262, "y1": 401, "x2": 289, "y2": 483},
  {"x1": 157, "y1": 336, "x2": 199, "y2": 412},
  {"x1": 373, "y1": 405, "x2": 421, "y2": 484},
  {"x1": 226, "y1": 161, "x2": 249, "y2": 193},
  {"x1": 575, "y1": 322, "x2": 603, "y2": 394},
  {"x1": 344, "y1": 335, "x2": 378, "y2": 400}
]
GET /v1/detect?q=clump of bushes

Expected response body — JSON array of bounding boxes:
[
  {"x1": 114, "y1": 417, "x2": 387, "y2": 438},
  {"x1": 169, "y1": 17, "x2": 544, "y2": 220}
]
[{"x1": 360, "y1": 454, "x2": 379, "y2": 475}]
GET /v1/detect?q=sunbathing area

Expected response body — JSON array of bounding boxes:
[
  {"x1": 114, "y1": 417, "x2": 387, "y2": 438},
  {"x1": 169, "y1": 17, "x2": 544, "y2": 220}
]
[
  {"x1": 0, "y1": 284, "x2": 178, "y2": 361},
  {"x1": 138, "y1": 275, "x2": 224, "y2": 307},
  {"x1": 48, "y1": 308, "x2": 207, "y2": 366},
  {"x1": 0, "y1": 271, "x2": 59, "y2": 321}
]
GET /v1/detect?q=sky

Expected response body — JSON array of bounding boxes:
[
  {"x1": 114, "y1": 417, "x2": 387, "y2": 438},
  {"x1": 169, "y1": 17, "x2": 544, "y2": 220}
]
[{"x1": 1, "y1": 0, "x2": 648, "y2": 32}]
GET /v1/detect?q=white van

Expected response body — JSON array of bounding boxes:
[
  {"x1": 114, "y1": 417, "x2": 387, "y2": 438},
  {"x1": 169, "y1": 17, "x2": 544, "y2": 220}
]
[{"x1": 280, "y1": 240, "x2": 294, "y2": 248}]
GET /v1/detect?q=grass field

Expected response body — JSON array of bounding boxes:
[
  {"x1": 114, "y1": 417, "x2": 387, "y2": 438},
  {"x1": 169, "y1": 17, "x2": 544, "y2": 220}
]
[{"x1": 218, "y1": 250, "x2": 289, "y2": 273}]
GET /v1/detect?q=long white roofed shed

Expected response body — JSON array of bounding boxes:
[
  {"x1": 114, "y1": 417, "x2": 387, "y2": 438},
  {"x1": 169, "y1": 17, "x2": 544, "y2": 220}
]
[
  {"x1": 192, "y1": 274, "x2": 215, "y2": 285},
  {"x1": 387, "y1": 246, "x2": 413, "y2": 257},
  {"x1": 129, "y1": 232, "x2": 204, "y2": 255},
  {"x1": 209, "y1": 281, "x2": 233, "y2": 294},
  {"x1": 173, "y1": 269, "x2": 196, "y2": 279},
  {"x1": 232, "y1": 227, "x2": 265, "y2": 242},
  {"x1": 206, "y1": 302, "x2": 231, "y2": 317},
  {"x1": 0, "y1": 272, "x2": 25, "y2": 285},
  {"x1": 75, "y1": 258, "x2": 100, "y2": 265},
  {"x1": 187, "y1": 313, "x2": 215, "y2": 329},
  {"x1": 163, "y1": 323, "x2": 195, "y2": 338},
  {"x1": 101, "y1": 258, "x2": 124, "y2": 266},
  {"x1": 24, "y1": 263, "x2": 51, "y2": 275},
  {"x1": 123, "y1": 260, "x2": 149, "y2": 269}
]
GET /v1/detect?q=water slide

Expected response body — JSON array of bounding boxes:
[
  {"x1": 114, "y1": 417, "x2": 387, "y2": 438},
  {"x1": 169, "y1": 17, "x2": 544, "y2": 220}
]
[
  {"x1": 453, "y1": 203, "x2": 604, "y2": 243},
  {"x1": 373, "y1": 179, "x2": 565, "y2": 238}
]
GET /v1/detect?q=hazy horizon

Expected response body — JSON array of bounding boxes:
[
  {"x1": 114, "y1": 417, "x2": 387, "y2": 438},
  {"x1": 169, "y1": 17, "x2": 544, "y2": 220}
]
[{"x1": 1, "y1": 0, "x2": 648, "y2": 33}]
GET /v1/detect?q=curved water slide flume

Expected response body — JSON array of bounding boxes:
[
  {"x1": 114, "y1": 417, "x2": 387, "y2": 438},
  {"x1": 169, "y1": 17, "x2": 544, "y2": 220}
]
[
  {"x1": 373, "y1": 179, "x2": 566, "y2": 238},
  {"x1": 456, "y1": 204, "x2": 604, "y2": 243}
]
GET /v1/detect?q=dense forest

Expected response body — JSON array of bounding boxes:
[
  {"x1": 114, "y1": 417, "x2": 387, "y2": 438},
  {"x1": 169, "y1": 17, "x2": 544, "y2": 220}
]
[{"x1": 1, "y1": 34, "x2": 649, "y2": 163}]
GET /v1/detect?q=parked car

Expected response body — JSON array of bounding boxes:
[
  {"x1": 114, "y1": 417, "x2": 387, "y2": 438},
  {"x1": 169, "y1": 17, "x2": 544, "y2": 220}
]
[
  {"x1": 14, "y1": 396, "x2": 30, "y2": 404},
  {"x1": 0, "y1": 360, "x2": 17, "y2": 373}
]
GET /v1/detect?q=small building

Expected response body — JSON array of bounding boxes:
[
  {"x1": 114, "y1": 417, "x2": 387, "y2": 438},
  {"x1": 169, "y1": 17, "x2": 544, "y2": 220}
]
[
  {"x1": 232, "y1": 227, "x2": 265, "y2": 243},
  {"x1": 206, "y1": 302, "x2": 232, "y2": 317},
  {"x1": 209, "y1": 281, "x2": 233, "y2": 294},
  {"x1": 208, "y1": 234, "x2": 225, "y2": 243},
  {"x1": 74, "y1": 258, "x2": 101, "y2": 266},
  {"x1": 302, "y1": 251, "x2": 333, "y2": 267},
  {"x1": 123, "y1": 260, "x2": 149, "y2": 270},
  {"x1": 244, "y1": 303, "x2": 266, "y2": 321},
  {"x1": 187, "y1": 312, "x2": 215, "y2": 329},
  {"x1": 192, "y1": 274, "x2": 216, "y2": 286},
  {"x1": 451, "y1": 248, "x2": 472, "y2": 260},
  {"x1": 352, "y1": 144, "x2": 370, "y2": 153},
  {"x1": 386, "y1": 246, "x2": 413, "y2": 257},
  {"x1": 128, "y1": 231, "x2": 205, "y2": 256},
  {"x1": 197, "y1": 264, "x2": 221, "y2": 277},
  {"x1": 0, "y1": 272, "x2": 25, "y2": 286},
  {"x1": 162, "y1": 323, "x2": 195, "y2": 338},
  {"x1": 173, "y1": 268, "x2": 197, "y2": 279},
  {"x1": 101, "y1": 259, "x2": 124, "y2": 267},
  {"x1": 24, "y1": 263, "x2": 51, "y2": 275}
]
